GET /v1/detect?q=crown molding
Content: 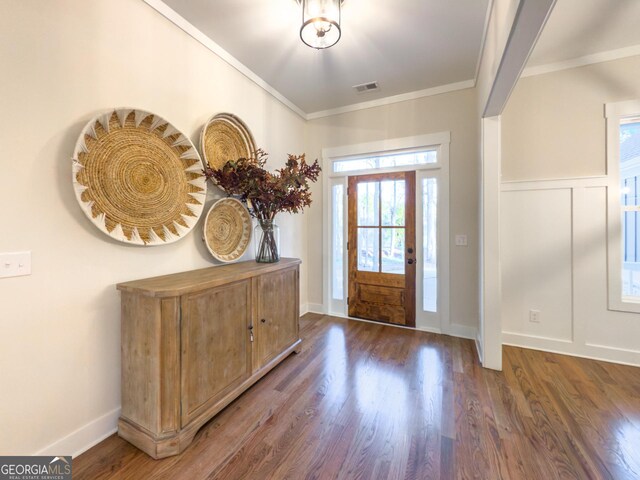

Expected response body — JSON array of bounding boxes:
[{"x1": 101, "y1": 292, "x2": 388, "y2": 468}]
[
  {"x1": 522, "y1": 43, "x2": 640, "y2": 78},
  {"x1": 144, "y1": 0, "x2": 481, "y2": 121},
  {"x1": 306, "y1": 80, "x2": 475, "y2": 120},
  {"x1": 143, "y1": 0, "x2": 308, "y2": 119}
]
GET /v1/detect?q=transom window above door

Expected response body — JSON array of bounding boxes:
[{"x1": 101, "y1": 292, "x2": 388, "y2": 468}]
[{"x1": 333, "y1": 149, "x2": 437, "y2": 173}]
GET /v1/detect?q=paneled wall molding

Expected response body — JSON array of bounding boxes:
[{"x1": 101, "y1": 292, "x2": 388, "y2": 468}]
[
  {"x1": 500, "y1": 177, "x2": 640, "y2": 367},
  {"x1": 501, "y1": 176, "x2": 608, "y2": 191}
]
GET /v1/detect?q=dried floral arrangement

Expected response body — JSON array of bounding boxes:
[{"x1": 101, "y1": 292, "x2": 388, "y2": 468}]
[{"x1": 203, "y1": 149, "x2": 321, "y2": 262}]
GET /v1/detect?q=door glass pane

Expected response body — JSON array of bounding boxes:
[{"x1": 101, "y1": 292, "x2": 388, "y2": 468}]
[
  {"x1": 382, "y1": 228, "x2": 405, "y2": 274},
  {"x1": 357, "y1": 228, "x2": 379, "y2": 272},
  {"x1": 381, "y1": 180, "x2": 405, "y2": 226},
  {"x1": 332, "y1": 184, "x2": 344, "y2": 300},
  {"x1": 357, "y1": 182, "x2": 379, "y2": 226},
  {"x1": 423, "y1": 178, "x2": 438, "y2": 312}
]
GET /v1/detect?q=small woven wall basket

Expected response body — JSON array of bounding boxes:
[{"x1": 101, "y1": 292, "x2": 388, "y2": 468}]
[
  {"x1": 200, "y1": 113, "x2": 257, "y2": 173},
  {"x1": 72, "y1": 108, "x2": 207, "y2": 246},
  {"x1": 203, "y1": 198, "x2": 252, "y2": 262}
]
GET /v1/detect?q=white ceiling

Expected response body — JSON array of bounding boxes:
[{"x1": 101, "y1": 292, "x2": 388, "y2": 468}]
[
  {"x1": 161, "y1": 0, "x2": 490, "y2": 115},
  {"x1": 528, "y1": 0, "x2": 640, "y2": 67}
]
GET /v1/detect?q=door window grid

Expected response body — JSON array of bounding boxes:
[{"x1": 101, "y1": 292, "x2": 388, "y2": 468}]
[{"x1": 356, "y1": 179, "x2": 405, "y2": 274}]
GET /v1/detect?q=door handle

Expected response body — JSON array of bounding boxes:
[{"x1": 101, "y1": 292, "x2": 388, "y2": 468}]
[
  {"x1": 407, "y1": 258, "x2": 415, "y2": 265},
  {"x1": 248, "y1": 324, "x2": 254, "y2": 342}
]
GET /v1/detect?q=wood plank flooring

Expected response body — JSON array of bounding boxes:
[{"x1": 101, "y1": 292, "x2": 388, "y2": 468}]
[{"x1": 74, "y1": 314, "x2": 640, "y2": 479}]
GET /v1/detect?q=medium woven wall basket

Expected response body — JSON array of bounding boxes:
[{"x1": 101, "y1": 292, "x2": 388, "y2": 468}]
[
  {"x1": 203, "y1": 197, "x2": 252, "y2": 262},
  {"x1": 72, "y1": 108, "x2": 207, "y2": 246},
  {"x1": 200, "y1": 113, "x2": 257, "y2": 174}
]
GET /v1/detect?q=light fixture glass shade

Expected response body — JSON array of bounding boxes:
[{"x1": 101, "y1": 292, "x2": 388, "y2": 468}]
[{"x1": 300, "y1": 0, "x2": 341, "y2": 49}]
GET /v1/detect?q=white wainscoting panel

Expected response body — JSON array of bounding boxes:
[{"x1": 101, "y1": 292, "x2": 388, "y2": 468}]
[
  {"x1": 501, "y1": 188, "x2": 573, "y2": 341},
  {"x1": 579, "y1": 187, "x2": 640, "y2": 355},
  {"x1": 501, "y1": 180, "x2": 640, "y2": 366}
]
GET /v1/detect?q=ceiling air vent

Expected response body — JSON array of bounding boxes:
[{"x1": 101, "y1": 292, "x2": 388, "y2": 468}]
[{"x1": 353, "y1": 81, "x2": 379, "y2": 94}]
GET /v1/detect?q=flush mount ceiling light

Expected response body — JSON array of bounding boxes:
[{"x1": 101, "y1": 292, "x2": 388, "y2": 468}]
[{"x1": 298, "y1": 0, "x2": 344, "y2": 50}]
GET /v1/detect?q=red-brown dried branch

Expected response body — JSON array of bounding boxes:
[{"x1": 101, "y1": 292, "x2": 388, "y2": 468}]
[{"x1": 203, "y1": 148, "x2": 321, "y2": 223}]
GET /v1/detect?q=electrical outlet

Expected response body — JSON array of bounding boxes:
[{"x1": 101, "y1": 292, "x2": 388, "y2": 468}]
[
  {"x1": 455, "y1": 234, "x2": 468, "y2": 246},
  {"x1": 529, "y1": 309, "x2": 540, "y2": 323},
  {"x1": 0, "y1": 251, "x2": 32, "y2": 279}
]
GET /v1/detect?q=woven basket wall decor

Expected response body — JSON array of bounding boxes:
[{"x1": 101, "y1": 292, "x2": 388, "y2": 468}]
[
  {"x1": 200, "y1": 113, "x2": 257, "y2": 173},
  {"x1": 203, "y1": 198, "x2": 252, "y2": 262},
  {"x1": 72, "y1": 109, "x2": 207, "y2": 246}
]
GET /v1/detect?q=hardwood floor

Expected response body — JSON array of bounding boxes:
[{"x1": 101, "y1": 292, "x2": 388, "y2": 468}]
[{"x1": 74, "y1": 314, "x2": 640, "y2": 479}]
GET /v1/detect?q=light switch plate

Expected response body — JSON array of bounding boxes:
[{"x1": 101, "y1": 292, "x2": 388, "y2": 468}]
[
  {"x1": 455, "y1": 234, "x2": 468, "y2": 246},
  {"x1": 0, "y1": 251, "x2": 32, "y2": 278}
]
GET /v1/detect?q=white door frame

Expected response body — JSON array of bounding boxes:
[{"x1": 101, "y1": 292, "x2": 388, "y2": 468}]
[
  {"x1": 321, "y1": 132, "x2": 451, "y2": 335},
  {"x1": 480, "y1": 116, "x2": 502, "y2": 370}
]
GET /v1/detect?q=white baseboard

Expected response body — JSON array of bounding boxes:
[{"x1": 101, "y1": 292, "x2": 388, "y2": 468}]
[
  {"x1": 34, "y1": 407, "x2": 120, "y2": 458},
  {"x1": 324, "y1": 311, "x2": 477, "y2": 341},
  {"x1": 445, "y1": 324, "x2": 478, "y2": 340},
  {"x1": 306, "y1": 303, "x2": 325, "y2": 314},
  {"x1": 475, "y1": 333, "x2": 484, "y2": 364},
  {"x1": 502, "y1": 332, "x2": 640, "y2": 368}
]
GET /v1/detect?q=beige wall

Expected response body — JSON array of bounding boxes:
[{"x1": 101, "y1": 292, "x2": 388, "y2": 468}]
[
  {"x1": 502, "y1": 55, "x2": 640, "y2": 180},
  {"x1": 0, "y1": 0, "x2": 307, "y2": 455},
  {"x1": 306, "y1": 88, "x2": 480, "y2": 330}
]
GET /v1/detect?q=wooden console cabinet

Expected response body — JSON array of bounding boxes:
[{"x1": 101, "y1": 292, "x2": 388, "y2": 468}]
[{"x1": 116, "y1": 258, "x2": 301, "y2": 459}]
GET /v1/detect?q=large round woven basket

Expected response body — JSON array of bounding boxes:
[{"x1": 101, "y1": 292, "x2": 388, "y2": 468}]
[
  {"x1": 203, "y1": 198, "x2": 252, "y2": 262},
  {"x1": 200, "y1": 113, "x2": 257, "y2": 173},
  {"x1": 72, "y1": 108, "x2": 207, "y2": 246}
]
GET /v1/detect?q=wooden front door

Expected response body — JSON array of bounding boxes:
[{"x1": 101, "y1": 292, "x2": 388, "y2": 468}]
[{"x1": 348, "y1": 171, "x2": 416, "y2": 326}]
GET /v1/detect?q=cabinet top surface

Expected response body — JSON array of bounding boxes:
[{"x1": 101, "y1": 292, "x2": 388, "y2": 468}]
[{"x1": 117, "y1": 258, "x2": 301, "y2": 297}]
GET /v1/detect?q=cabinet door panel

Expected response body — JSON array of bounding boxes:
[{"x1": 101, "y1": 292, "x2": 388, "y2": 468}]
[
  {"x1": 254, "y1": 267, "x2": 299, "y2": 370},
  {"x1": 181, "y1": 280, "x2": 251, "y2": 426}
]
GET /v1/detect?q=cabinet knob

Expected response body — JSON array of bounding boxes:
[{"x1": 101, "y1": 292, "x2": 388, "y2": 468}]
[{"x1": 261, "y1": 318, "x2": 266, "y2": 323}]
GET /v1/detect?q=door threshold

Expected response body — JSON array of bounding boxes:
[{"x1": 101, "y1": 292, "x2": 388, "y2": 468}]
[{"x1": 327, "y1": 312, "x2": 443, "y2": 335}]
